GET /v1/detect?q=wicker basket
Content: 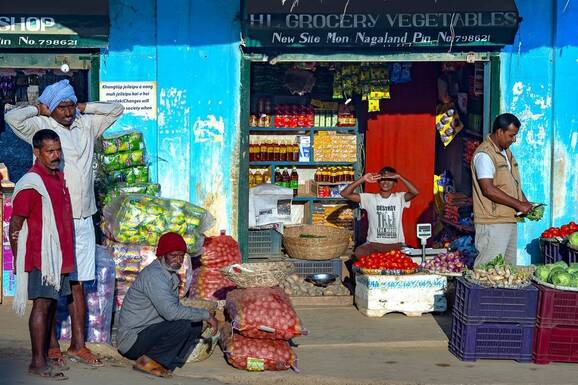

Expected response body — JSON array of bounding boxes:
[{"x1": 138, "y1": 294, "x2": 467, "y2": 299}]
[
  {"x1": 221, "y1": 262, "x2": 294, "y2": 288},
  {"x1": 283, "y1": 224, "x2": 351, "y2": 260}
]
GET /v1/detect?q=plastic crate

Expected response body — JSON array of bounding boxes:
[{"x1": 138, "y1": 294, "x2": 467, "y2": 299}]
[
  {"x1": 533, "y1": 324, "x2": 578, "y2": 364},
  {"x1": 565, "y1": 245, "x2": 578, "y2": 264},
  {"x1": 540, "y1": 239, "x2": 564, "y2": 264},
  {"x1": 449, "y1": 312, "x2": 534, "y2": 362},
  {"x1": 285, "y1": 258, "x2": 342, "y2": 279},
  {"x1": 248, "y1": 229, "x2": 283, "y2": 258},
  {"x1": 453, "y1": 278, "x2": 538, "y2": 325},
  {"x1": 536, "y1": 284, "x2": 578, "y2": 327}
]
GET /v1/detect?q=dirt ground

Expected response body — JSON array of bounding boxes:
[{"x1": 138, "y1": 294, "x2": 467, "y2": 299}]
[{"x1": 0, "y1": 301, "x2": 576, "y2": 385}]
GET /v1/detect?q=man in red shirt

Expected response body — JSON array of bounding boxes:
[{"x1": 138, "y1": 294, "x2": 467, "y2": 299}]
[{"x1": 9, "y1": 129, "x2": 75, "y2": 380}]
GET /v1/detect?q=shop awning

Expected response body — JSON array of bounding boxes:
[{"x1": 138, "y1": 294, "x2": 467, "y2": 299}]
[
  {"x1": 242, "y1": 0, "x2": 520, "y2": 51},
  {"x1": 0, "y1": 1, "x2": 109, "y2": 49}
]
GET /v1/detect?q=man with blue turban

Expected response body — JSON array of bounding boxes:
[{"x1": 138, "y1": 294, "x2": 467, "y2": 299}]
[{"x1": 5, "y1": 79, "x2": 124, "y2": 368}]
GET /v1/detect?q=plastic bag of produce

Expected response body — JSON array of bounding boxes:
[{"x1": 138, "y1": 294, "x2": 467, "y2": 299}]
[
  {"x1": 187, "y1": 325, "x2": 221, "y2": 363},
  {"x1": 108, "y1": 166, "x2": 150, "y2": 185},
  {"x1": 102, "y1": 194, "x2": 214, "y2": 255},
  {"x1": 225, "y1": 287, "x2": 305, "y2": 340},
  {"x1": 220, "y1": 324, "x2": 298, "y2": 371},
  {"x1": 190, "y1": 267, "x2": 236, "y2": 301},
  {"x1": 201, "y1": 230, "x2": 242, "y2": 268},
  {"x1": 57, "y1": 246, "x2": 116, "y2": 344},
  {"x1": 102, "y1": 131, "x2": 144, "y2": 155},
  {"x1": 101, "y1": 183, "x2": 161, "y2": 206},
  {"x1": 102, "y1": 149, "x2": 146, "y2": 172}
]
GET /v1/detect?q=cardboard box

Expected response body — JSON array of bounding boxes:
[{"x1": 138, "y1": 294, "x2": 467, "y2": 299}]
[{"x1": 297, "y1": 180, "x2": 317, "y2": 197}]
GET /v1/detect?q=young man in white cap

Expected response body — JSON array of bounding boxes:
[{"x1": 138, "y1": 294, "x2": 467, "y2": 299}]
[{"x1": 5, "y1": 79, "x2": 124, "y2": 367}]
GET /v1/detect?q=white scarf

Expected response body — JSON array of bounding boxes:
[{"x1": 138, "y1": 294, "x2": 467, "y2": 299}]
[{"x1": 12, "y1": 172, "x2": 63, "y2": 317}]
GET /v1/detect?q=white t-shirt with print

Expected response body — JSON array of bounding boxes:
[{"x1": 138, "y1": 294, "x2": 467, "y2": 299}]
[{"x1": 360, "y1": 192, "x2": 410, "y2": 244}]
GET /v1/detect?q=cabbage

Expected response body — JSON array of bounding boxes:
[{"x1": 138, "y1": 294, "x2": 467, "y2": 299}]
[
  {"x1": 569, "y1": 232, "x2": 578, "y2": 248},
  {"x1": 567, "y1": 265, "x2": 578, "y2": 275},
  {"x1": 553, "y1": 260, "x2": 569, "y2": 269},
  {"x1": 548, "y1": 265, "x2": 566, "y2": 282},
  {"x1": 535, "y1": 265, "x2": 551, "y2": 282},
  {"x1": 551, "y1": 271, "x2": 573, "y2": 286}
]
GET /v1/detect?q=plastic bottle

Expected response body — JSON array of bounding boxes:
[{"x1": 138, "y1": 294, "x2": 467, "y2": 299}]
[
  {"x1": 249, "y1": 170, "x2": 255, "y2": 188},
  {"x1": 282, "y1": 168, "x2": 290, "y2": 188},
  {"x1": 267, "y1": 140, "x2": 275, "y2": 161},
  {"x1": 273, "y1": 141, "x2": 280, "y2": 161},
  {"x1": 292, "y1": 141, "x2": 300, "y2": 161},
  {"x1": 279, "y1": 140, "x2": 287, "y2": 161},
  {"x1": 290, "y1": 167, "x2": 299, "y2": 196},
  {"x1": 260, "y1": 140, "x2": 268, "y2": 161},
  {"x1": 274, "y1": 169, "x2": 282, "y2": 186},
  {"x1": 255, "y1": 169, "x2": 263, "y2": 185}
]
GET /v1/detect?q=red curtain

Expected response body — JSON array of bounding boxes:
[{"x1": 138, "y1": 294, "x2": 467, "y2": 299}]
[{"x1": 364, "y1": 63, "x2": 437, "y2": 247}]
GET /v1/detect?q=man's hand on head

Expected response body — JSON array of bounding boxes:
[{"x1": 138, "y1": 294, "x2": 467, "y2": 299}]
[
  {"x1": 37, "y1": 104, "x2": 50, "y2": 117},
  {"x1": 362, "y1": 173, "x2": 381, "y2": 184}
]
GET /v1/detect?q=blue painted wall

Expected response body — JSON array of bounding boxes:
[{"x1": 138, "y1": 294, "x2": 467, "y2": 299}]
[
  {"x1": 501, "y1": 0, "x2": 578, "y2": 265},
  {"x1": 100, "y1": 0, "x2": 241, "y2": 235}
]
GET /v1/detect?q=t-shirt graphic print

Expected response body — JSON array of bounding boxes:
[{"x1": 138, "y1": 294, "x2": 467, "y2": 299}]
[{"x1": 360, "y1": 192, "x2": 410, "y2": 244}]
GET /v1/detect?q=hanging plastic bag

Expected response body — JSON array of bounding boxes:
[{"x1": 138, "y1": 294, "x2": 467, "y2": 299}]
[
  {"x1": 220, "y1": 324, "x2": 298, "y2": 372},
  {"x1": 201, "y1": 230, "x2": 242, "y2": 268},
  {"x1": 225, "y1": 287, "x2": 305, "y2": 340}
]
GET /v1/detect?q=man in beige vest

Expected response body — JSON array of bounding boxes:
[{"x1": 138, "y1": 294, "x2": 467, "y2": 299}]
[{"x1": 471, "y1": 113, "x2": 533, "y2": 266}]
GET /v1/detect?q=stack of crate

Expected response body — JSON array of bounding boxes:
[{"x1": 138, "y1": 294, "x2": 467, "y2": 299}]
[
  {"x1": 449, "y1": 278, "x2": 538, "y2": 362},
  {"x1": 534, "y1": 285, "x2": 578, "y2": 364}
]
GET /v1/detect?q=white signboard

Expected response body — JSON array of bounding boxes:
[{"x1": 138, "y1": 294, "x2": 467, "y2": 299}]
[{"x1": 99, "y1": 81, "x2": 157, "y2": 120}]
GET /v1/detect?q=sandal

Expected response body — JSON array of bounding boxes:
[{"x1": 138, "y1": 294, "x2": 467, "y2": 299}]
[
  {"x1": 28, "y1": 365, "x2": 68, "y2": 381},
  {"x1": 66, "y1": 347, "x2": 104, "y2": 367},
  {"x1": 48, "y1": 348, "x2": 70, "y2": 371},
  {"x1": 133, "y1": 360, "x2": 172, "y2": 378}
]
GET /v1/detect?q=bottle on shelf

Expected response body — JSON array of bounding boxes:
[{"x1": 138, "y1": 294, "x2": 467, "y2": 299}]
[
  {"x1": 290, "y1": 166, "x2": 299, "y2": 197},
  {"x1": 279, "y1": 140, "x2": 287, "y2": 161},
  {"x1": 292, "y1": 141, "x2": 299, "y2": 162},
  {"x1": 249, "y1": 169, "x2": 255, "y2": 188},
  {"x1": 274, "y1": 169, "x2": 283, "y2": 186},
  {"x1": 282, "y1": 168, "x2": 290, "y2": 188},
  {"x1": 249, "y1": 138, "x2": 255, "y2": 162},
  {"x1": 273, "y1": 141, "x2": 280, "y2": 161},
  {"x1": 260, "y1": 140, "x2": 268, "y2": 161},
  {"x1": 263, "y1": 167, "x2": 272, "y2": 184},
  {"x1": 267, "y1": 140, "x2": 275, "y2": 161},
  {"x1": 314, "y1": 168, "x2": 320, "y2": 182},
  {"x1": 254, "y1": 169, "x2": 264, "y2": 185}
]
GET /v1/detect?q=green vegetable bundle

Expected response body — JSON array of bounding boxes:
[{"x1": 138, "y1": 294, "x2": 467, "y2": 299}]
[
  {"x1": 102, "y1": 194, "x2": 215, "y2": 255},
  {"x1": 527, "y1": 204, "x2": 545, "y2": 221},
  {"x1": 109, "y1": 166, "x2": 149, "y2": 185}
]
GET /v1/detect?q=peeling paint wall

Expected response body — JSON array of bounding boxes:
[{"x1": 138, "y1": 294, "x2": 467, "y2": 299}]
[
  {"x1": 100, "y1": 0, "x2": 241, "y2": 236},
  {"x1": 501, "y1": 0, "x2": 578, "y2": 264}
]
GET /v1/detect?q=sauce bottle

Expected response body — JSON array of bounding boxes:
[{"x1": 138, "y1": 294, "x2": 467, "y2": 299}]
[
  {"x1": 282, "y1": 168, "x2": 290, "y2": 188},
  {"x1": 290, "y1": 167, "x2": 299, "y2": 196},
  {"x1": 260, "y1": 140, "x2": 268, "y2": 161}
]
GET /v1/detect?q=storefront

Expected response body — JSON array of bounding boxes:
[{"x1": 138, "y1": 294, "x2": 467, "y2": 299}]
[
  {"x1": 238, "y1": 0, "x2": 521, "y2": 260},
  {"x1": 0, "y1": 0, "x2": 109, "y2": 300}
]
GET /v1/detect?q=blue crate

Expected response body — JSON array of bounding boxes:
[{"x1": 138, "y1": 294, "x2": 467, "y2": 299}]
[
  {"x1": 248, "y1": 229, "x2": 283, "y2": 258},
  {"x1": 285, "y1": 258, "x2": 342, "y2": 279},
  {"x1": 540, "y1": 239, "x2": 564, "y2": 264},
  {"x1": 453, "y1": 278, "x2": 538, "y2": 325},
  {"x1": 449, "y1": 312, "x2": 534, "y2": 363}
]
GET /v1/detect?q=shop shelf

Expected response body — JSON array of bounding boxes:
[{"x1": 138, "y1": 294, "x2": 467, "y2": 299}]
[
  {"x1": 285, "y1": 258, "x2": 342, "y2": 279},
  {"x1": 449, "y1": 312, "x2": 534, "y2": 363},
  {"x1": 249, "y1": 161, "x2": 356, "y2": 166},
  {"x1": 536, "y1": 284, "x2": 578, "y2": 327},
  {"x1": 248, "y1": 229, "x2": 283, "y2": 258},
  {"x1": 248, "y1": 126, "x2": 357, "y2": 132},
  {"x1": 453, "y1": 278, "x2": 538, "y2": 325},
  {"x1": 539, "y1": 239, "x2": 564, "y2": 264},
  {"x1": 533, "y1": 324, "x2": 578, "y2": 364}
]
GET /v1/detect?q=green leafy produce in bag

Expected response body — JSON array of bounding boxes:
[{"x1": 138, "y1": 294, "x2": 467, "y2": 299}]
[
  {"x1": 102, "y1": 131, "x2": 144, "y2": 155},
  {"x1": 102, "y1": 149, "x2": 146, "y2": 172}
]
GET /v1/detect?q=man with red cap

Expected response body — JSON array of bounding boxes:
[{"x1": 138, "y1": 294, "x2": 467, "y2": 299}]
[{"x1": 117, "y1": 232, "x2": 218, "y2": 377}]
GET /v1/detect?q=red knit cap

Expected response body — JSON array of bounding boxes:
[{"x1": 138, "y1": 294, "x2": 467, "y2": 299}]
[{"x1": 156, "y1": 232, "x2": 187, "y2": 256}]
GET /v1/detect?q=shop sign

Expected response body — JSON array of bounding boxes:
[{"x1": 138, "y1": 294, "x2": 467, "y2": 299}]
[
  {"x1": 242, "y1": 0, "x2": 520, "y2": 49},
  {"x1": 99, "y1": 82, "x2": 157, "y2": 120},
  {"x1": 0, "y1": 1, "x2": 109, "y2": 49}
]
